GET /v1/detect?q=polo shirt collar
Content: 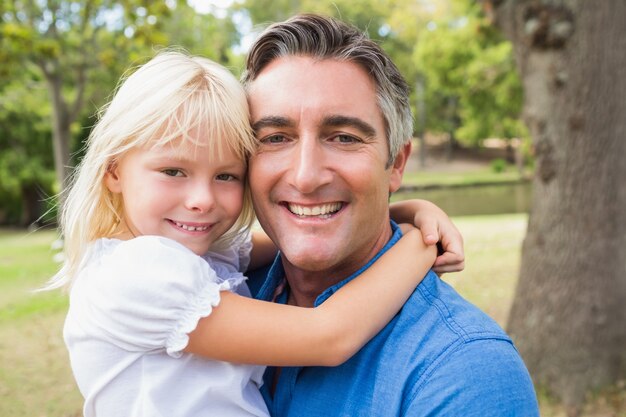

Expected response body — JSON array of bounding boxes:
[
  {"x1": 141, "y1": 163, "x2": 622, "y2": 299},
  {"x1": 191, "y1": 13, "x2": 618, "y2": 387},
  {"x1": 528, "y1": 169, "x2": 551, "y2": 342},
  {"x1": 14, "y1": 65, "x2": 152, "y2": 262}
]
[{"x1": 257, "y1": 221, "x2": 402, "y2": 306}]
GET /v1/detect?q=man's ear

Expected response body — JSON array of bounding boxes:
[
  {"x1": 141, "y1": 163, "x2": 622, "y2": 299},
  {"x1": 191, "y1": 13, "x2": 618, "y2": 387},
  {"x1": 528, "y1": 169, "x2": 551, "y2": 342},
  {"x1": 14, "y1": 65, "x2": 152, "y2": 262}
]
[
  {"x1": 104, "y1": 161, "x2": 122, "y2": 193},
  {"x1": 389, "y1": 142, "x2": 412, "y2": 193}
]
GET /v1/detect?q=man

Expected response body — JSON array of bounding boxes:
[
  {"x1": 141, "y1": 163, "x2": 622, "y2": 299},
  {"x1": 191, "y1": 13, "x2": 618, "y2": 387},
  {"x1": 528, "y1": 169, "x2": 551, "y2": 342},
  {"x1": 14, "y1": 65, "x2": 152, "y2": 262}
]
[{"x1": 244, "y1": 14, "x2": 539, "y2": 416}]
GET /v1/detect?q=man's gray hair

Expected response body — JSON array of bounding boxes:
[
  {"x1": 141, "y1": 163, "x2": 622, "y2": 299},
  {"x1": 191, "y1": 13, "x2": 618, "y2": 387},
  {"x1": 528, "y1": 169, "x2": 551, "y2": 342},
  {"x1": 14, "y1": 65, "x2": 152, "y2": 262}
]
[{"x1": 242, "y1": 13, "x2": 413, "y2": 166}]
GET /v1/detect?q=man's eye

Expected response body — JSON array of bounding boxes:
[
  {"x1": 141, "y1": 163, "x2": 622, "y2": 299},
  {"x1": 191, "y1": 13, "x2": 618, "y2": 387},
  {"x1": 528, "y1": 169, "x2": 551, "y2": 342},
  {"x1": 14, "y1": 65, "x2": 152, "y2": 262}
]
[
  {"x1": 261, "y1": 135, "x2": 287, "y2": 144},
  {"x1": 216, "y1": 173, "x2": 237, "y2": 181},
  {"x1": 332, "y1": 135, "x2": 360, "y2": 143},
  {"x1": 162, "y1": 169, "x2": 184, "y2": 177}
]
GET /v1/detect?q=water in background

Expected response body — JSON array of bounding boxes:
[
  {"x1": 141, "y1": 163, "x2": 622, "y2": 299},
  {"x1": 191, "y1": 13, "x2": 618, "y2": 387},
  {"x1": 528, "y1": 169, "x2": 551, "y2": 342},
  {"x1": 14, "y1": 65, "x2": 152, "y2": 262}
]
[{"x1": 393, "y1": 182, "x2": 532, "y2": 217}]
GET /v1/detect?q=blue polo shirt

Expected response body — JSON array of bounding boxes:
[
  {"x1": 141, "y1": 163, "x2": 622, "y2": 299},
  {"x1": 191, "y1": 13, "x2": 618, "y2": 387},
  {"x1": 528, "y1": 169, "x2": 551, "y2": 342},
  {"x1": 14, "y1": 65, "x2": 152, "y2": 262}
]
[{"x1": 248, "y1": 222, "x2": 539, "y2": 416}]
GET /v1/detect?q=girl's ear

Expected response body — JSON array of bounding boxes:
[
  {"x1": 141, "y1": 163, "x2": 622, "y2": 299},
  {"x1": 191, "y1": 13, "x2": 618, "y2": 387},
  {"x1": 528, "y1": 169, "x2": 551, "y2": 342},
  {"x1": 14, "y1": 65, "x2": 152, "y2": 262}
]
[{"x1": 104, "y1": 161, "x2": 122, "y2": 193}]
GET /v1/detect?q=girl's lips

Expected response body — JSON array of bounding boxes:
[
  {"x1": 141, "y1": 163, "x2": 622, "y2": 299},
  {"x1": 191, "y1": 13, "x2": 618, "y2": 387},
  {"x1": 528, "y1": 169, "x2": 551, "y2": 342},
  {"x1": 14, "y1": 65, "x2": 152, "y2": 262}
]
[{"x1": 168, "y1": 219, "x2": 213, "y2": 232}]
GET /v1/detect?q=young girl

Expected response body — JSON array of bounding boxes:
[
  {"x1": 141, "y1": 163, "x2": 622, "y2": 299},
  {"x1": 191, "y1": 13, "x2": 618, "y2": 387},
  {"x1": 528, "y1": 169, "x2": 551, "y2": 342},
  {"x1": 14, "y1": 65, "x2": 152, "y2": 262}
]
[{"x1": 47, "y1": 51, "x2": 437, "y2": 417}]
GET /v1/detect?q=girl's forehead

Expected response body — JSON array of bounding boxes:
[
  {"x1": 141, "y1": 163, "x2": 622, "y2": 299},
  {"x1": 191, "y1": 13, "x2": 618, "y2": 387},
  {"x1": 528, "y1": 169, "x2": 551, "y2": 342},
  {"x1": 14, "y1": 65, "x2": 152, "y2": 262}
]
[
  {"x1": 139, "y1": 118, "x2": 251, "y2": 161},
  {"x1": 148, "y1": 124, "x2": 216, "y2": 149},
  {"x1": 146, "y1": 133, "x2": 243, "y2": 161}
]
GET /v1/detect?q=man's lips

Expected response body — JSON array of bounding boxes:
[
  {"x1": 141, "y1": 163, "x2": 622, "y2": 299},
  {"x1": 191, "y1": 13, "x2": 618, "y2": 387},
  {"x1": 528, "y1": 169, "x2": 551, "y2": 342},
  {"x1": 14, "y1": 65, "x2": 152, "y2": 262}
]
[
  {"x1": 168, "y1": 219, "x2": 212, "y2": 232},
  {"x1": 285, "y1": 202, "x2": 344, "y2": 218}
]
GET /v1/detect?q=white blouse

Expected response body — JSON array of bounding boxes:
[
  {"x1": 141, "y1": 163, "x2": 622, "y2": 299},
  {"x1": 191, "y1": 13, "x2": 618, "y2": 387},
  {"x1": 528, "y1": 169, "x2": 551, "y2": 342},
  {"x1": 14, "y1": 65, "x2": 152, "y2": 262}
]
[{"x1": 64, "y1": 234, "x2": 269, "y2": 417}]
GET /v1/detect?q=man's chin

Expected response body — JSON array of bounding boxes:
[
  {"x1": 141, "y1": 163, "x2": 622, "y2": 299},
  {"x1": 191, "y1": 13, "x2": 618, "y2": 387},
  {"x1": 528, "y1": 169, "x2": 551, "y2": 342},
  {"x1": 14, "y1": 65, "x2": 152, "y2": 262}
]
[{"x1": 281, "y1": 250, "x2": 340, "y2": 273}]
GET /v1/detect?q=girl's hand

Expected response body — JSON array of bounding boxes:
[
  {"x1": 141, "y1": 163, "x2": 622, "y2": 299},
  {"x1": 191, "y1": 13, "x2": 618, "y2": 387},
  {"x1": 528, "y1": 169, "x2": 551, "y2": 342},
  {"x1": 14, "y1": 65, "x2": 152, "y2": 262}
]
[
  {"x1": 398, "y1": 222, "x2": 417, "y2": 235},
  {"x1": 390, "y1": 199, "x2": 465, "y2": 274}
]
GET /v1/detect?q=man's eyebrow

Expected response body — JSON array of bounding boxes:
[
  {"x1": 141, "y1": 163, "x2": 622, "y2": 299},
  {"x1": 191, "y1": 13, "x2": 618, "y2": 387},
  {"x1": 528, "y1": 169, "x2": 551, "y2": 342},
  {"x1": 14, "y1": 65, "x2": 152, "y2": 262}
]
[
  {"x1": 323, "y1": 115, "x2": 377, "y2": 137},
  {"x1": 252, "y1": 116, "x2": 294, "y2": 132}
]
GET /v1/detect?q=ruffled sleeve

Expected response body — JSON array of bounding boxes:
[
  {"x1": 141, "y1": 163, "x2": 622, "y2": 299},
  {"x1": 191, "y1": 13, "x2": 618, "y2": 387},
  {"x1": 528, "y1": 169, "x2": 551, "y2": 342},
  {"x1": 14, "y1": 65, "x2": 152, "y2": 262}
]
[
  {"x1": 76, "y1": 236, "x2": 234, "y2": 358},
  {"x1": 234, "y1": 229, "x2": 253, "y2": 273},
  {"x1": 203, "y1": 229, "x2": 253, "y2": 273}
]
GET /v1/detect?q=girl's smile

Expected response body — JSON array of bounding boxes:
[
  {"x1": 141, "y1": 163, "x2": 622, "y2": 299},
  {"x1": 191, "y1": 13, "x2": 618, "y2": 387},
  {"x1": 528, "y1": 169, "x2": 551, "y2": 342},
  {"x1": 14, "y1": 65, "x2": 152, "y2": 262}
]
[{"x1": 169, "y1": 219, "x2": 214, "y2": 233}]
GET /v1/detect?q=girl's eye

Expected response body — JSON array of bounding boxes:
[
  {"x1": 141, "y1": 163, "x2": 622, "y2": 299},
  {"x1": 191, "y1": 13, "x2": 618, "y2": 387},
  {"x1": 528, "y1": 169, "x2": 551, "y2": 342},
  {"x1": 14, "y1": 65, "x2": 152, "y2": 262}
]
[
  {"x1": 162, "y1": 169, "x2": 184, "y2": 177},
  {"x1": 216, "y1": 173, "x2": 237, "y2": 181}
]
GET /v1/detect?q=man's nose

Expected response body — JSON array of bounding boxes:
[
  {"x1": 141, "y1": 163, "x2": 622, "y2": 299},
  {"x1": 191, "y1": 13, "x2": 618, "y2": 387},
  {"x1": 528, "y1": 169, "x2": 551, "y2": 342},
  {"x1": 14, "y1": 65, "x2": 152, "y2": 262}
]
[{"x1": 289, "y1": 136, "x2": 333, "y2": 194}]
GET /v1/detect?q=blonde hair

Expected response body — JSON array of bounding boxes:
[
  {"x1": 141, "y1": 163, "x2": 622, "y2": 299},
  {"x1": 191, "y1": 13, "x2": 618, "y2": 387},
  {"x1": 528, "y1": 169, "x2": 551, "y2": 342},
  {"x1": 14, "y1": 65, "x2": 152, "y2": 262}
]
[{"x1": 46, "y1": 50, "x2": 256, "y2": 290}]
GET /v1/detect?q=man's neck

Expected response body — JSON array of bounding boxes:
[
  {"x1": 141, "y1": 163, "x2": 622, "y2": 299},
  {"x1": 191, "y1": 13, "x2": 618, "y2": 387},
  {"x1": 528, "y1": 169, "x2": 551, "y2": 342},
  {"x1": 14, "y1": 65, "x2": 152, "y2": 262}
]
[{"x1": 282, "y1": 222, "x2": 394, "y2": 308}]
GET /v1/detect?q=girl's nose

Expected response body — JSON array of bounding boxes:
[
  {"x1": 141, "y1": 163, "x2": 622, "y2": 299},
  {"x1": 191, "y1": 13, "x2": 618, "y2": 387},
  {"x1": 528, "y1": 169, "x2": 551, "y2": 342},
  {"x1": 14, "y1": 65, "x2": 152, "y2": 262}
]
[{"x1": 185, "y1": 182, "x2": 216, "y2": 213}]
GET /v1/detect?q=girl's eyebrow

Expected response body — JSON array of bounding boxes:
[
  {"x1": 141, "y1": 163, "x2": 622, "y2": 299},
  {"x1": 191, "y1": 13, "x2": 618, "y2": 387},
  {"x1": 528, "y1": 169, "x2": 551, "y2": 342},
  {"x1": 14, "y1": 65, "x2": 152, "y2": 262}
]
[{"x1": 322, "y1": 115, "x2": 377, "y2": 137}]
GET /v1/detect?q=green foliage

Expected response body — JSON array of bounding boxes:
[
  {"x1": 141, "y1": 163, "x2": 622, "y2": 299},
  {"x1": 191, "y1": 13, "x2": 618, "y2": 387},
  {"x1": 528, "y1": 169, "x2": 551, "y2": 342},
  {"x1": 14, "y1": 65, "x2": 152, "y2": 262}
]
[
  {"x1": 242, "y1": 0, "x2": 527, "y2": 151},
  {"x1": 0, "y1": 0, "x2": 178, "y2": 223},
  {"x1": 456, "y1": 40, "x2": 528, "y2": 144},
  {"x1": 490, "y1": 158, "x2": 507, "y2": 173},
  {"x1": 241, "y1": 0, "x2": 393, "y2": 42},
  {"x1": 413, "y1": 2, "x2": 528, "y2": 147},
  {"x1": 0, "y1": 0, "x2": 243, "y2": 226},
  {"x1": 162, "y1": 3, "x2": 242, "y2": 67},
  {"x1": 0, "y1": 0, "x2": 533, "y2": 225},
  {"x1": 0, "y1": 77, "x2": 56, "y2": 225}
]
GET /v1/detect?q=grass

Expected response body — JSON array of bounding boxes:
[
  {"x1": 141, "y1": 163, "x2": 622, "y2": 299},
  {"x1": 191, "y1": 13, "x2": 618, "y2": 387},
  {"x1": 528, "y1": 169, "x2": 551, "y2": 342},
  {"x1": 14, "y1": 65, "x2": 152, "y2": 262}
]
[
  {"x1": 0, "y1": 221, "x2": 623, "y2": 416},
  {"x1": 0, "y1": 229, "x2": 69, "y2": 321},
  {"x1": 401, "y1": 165, "x2": 528, "y2": 188},
  {"x1": 440, "y1": 213, "x2": 527, "y2": 327},
  {"x1": 0, "y1": 228, "x2": 82, "y2": 417}
]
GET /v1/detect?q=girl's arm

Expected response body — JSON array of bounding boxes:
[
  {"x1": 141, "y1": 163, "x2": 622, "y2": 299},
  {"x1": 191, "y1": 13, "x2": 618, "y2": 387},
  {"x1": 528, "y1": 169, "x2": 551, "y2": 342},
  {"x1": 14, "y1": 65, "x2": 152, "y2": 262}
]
[
  {"x1": 247, "y1": 229, "x2": 278, "y2": 271},
  {"x1": 185, "y1": 228, "x2": 436, "y2": 366},
  {"x1": 390, "y1": 199, "x2": 465, "y2": 274}
]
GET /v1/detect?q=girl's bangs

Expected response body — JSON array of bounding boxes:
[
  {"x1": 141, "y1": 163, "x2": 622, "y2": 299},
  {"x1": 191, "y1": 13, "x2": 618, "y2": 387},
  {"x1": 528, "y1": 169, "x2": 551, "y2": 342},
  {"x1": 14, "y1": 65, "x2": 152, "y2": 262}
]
[{"x1": 146, "y1": 87, "x2": 255, "y2": 161}]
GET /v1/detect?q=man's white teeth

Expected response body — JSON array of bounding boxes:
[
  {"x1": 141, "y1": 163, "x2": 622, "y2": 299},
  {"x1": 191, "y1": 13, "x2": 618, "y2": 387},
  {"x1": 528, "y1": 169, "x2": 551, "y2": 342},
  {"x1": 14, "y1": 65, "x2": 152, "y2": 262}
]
[
  {"x1": 288, "y1": 203, "x2": 342, "y2": 217},
  {"x1": 175, "y1": 221, "x2": 208, "y2": 231}
]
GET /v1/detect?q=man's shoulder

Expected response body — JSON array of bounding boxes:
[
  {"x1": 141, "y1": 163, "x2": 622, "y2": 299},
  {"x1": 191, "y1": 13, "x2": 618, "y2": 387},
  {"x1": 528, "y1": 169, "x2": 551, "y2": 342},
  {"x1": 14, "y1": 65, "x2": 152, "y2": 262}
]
[
  {"x1": 380, "y1": 270, "x2": 517, "y2": 387},
  {"x1": 403, "y1": 335, "x2": 539, "y2": 415},
  {"x1": 396, "y1": 270, "x2": 511, "y2": 345},
  {"x1": 382, "y1": 271, "x2": 538, "y2": 415}
]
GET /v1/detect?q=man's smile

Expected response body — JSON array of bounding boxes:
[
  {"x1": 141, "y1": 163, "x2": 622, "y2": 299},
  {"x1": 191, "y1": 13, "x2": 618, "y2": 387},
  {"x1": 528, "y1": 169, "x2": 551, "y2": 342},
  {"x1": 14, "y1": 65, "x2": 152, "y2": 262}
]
[{"x1": 285, "y1": 202, "x2": 344, "y2": 218}]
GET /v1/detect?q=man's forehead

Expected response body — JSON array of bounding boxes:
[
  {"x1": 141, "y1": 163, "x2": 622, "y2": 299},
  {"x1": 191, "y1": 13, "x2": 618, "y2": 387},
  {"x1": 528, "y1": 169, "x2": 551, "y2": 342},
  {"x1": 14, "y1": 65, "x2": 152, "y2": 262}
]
[
  {"x1": 247, "y1": 57, "x2": 381, "y2": 121},
  {"x1": 247, "y1": 56, "x2": 375, "y2": 94}
]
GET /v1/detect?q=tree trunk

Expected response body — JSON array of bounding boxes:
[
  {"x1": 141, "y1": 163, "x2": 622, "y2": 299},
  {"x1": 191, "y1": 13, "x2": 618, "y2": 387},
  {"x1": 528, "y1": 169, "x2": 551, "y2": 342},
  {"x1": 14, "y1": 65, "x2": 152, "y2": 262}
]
[
  {"x1": 492, "y1": 0, "x2": 626, "y2": 410},
  {"x1": 445, "y1": 96, "x2": 459, "y2": 161},
  {"x1": 47, "y1": 72, "x2": 73, "y2": 193},
  {"x1": 20, "y1": 183, "x2": 45, "y2": 227},
  {"x1": 415, "y1": 76, "x2": 427, "y2": 168}
]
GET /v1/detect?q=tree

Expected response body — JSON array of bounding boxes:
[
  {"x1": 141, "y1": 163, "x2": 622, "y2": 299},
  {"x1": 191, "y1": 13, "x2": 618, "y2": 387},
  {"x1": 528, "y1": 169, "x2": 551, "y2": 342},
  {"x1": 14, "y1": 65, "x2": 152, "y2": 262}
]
[
  {"x1": 413, "y1": 3, "x2": 526, "y2": 152},
  {"x1": 241, "y1": 0, "x2": 395, "y2": 47},
  {"x1": 161, "y1": 2, "x2": 242, "y2": 68},
  {"x1": 0, "y1": 76, "x2": 56, "y2": 226},
  {"x1": 0, "y1": 1, "x2": 172, "y2": 194},
  {"x1": 0, "y1": 1, "x2": 245, "y2": 225},
  {"x1": 488, "y1": 0, "x2": 626, "y2": 411}
]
